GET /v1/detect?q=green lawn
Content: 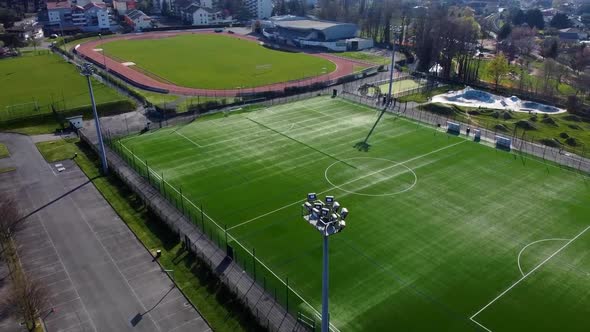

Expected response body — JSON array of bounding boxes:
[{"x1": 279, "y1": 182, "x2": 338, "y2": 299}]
[
  {"x1": 399, "y1": 84, "x2": 463, "y2": 103},
  {"x1": 0, "y1": 53, "x2": 126, "y2": 121},
  {"x1": 35, "y1": 138, "x2": 263, "y2": 332},
  {"x1": 101, "y1": 34, "x2": 337, "y2": 89},
  {"x1": 477, "y1": 60, "x2": 576, "y2": 97},
  {"x1": 338, "y1": 51, "x2": 391, "y2": 65},
  {"x1": 114, "y1": 96, "x2": 590, "y2": 331},
  {"x1": 377, "y1": 79, "x2": 423, "y2": 95},
  {"x1": 420, "y1": 102, "x2": 590, "y2": 157},
  {"x1": 0, "y1": 143, "x2": 9, "y2": 158}
]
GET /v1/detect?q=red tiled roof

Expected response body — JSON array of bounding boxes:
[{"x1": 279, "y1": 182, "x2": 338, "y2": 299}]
[{"x1": 47, "y1": 1, "x2": 71, "y2": 10}]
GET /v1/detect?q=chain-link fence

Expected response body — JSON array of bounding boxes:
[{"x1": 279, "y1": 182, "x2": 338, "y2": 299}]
[{"x1": 340, "y1": 92, "x2": 590, "y2": 173}]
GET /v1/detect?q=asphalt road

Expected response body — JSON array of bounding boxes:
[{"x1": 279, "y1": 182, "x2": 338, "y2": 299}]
[{"x1": 0, "y1": 133, "x2": 210, "y2": 332}]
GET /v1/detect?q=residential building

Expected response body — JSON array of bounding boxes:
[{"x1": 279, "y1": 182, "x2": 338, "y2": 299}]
[
  {"x1": 47, "y1": 1, "x2": 72, "y2": 24},
  {"x1": 44, "y1": 1, "x2": 114, "y2": 32},
  {"x1": 559, "y1": 27, "x2": 589, "y2": 42},
  {"x1": 244, "y1": 0, "x2": 272, "y2": 19},
  {"x1": 124, "y1": 9, "x2": 152, "y2": 31},
  {"x1": 182, "y1": 5, "x2": 230, "y2": 25},
  {"x1": 113, "y1": 0, "x2": 137, "y2": 15}
]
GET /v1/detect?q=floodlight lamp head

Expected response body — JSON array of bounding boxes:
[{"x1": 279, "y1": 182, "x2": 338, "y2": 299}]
[
  {"x1": 332, "y1": 201, "x2": 340, "y2": 212},
  {"x1": 307, "y1": 193, "x2": 317, "y2": 202},
  {"x1": 340, "y1": 208, "x2": 349, "y2": 220},
  {"x1": 303, "y1": 201, "x2": 312, "y2": 212},
  {"x1": 314, "y1": 202, "x2": 323, "y2": 211},
  {"x1": 321, "y1": 208, "x2": 330, "y2": 217},
  {"x1": 325, "y1": 196, "x2": 334, "y2": 204}
]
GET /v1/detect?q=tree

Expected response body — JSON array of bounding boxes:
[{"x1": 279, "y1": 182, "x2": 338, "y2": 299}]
[
  {"x1": 525, "y1": 9, "x2": 544, "y2": 30},
  {"x1": 497, "y1": 23, "x2": 512, "y2": 40},
  {"x1": 550, "y1": 12, "x2": 571, "y2": 29},
  {"x1": 0, "y1": 8, "x2": 21, "y2": 28},
  {"x1": 2, "y1": 273, "x2": 49, "y2": 331},
  {"x1": 541, "y1": 58, "x2": 560, "y2": 95},
  {"x1": 0, "y1": 194, "x2": 22, "y2": 241},
  {"x1": 541, "y1": 37, "x2": 559, "y2": 58},
  {"x1": 161, "y1": 0, "x2": 169, "y2": 16},
  {"x1": 511, "y1": 9, "x2": 526, "y2": 26},
  {"x1": 489, "y1": 53, "x2": 510, "y2": 89}
]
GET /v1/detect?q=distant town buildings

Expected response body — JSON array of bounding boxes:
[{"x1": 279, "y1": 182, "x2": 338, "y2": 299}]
[
  {"x1": 261, "y1": 16, "x2": 373, "y2": 51},
  {"x1": 244, "y1": 0, "x2": 273, "y2": 19},
  {"x1": 44, "y1": 0, "x2": 116, "y2": 32}
]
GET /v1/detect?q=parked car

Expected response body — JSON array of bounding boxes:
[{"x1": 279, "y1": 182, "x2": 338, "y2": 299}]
[
  {"x1": 227, "y1": 30, "x2": 234, "y2": 34},
  {"x1": 214, "y1": 28, "x2": 223, "y2": 33},
  {"x1": 49, "y1": 34, "x2": 59, "y2": 39}
]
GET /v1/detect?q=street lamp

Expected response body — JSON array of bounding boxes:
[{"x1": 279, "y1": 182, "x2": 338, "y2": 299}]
[
  {"x1": 301, "y1": 193, "x2": 348, "y2": 332},
  {"x1": 98, "y1": 33, "x2": 108, "y2": 73},
  {"x1": 79, "y1": 63, "x2": 108, "y2": 174}
]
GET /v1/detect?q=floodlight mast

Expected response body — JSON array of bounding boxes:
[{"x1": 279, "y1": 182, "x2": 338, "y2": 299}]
[
  {"x1": 302, "y1": 193, "x2": 348, "y2": 332},
  {"x1": 80, "y1": 63, "x2": 108, "y2": 174}
]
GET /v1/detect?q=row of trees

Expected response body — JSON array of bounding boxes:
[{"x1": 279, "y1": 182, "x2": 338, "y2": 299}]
[
  {"x1": 413, "y1": 6, "x2": 480, "y2": 82},
  {"x1": 0, "y1": 194, "x2": 48, "y2": 332}
]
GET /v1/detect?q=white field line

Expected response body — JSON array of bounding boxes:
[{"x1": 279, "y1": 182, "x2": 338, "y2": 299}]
[
  {"x1": 118, "y1": 141, "x2": 341, "y2": 332},
  {"x1": 470, "y1": 225, "x2": 590, "y2": 331},
  {"x1": 517, "y1": 238, "x2": 569, "y2": 277},
  {"x1": 175, "y1": 130, "x2": 202, "y2": 147},
  {"x1": 228, "y1": 140, "x2": 467, "y2": 232}
]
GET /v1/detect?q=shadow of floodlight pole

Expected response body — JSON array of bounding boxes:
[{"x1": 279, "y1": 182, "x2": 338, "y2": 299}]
[{"x1": 358, "y1": 39, "x2": 397, "y2": 151}]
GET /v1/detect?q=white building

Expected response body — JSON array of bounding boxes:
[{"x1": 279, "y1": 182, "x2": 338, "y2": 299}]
[
  {"x1": 183, "y1": 5, "x2": 229, "y2": 25},
  {"x1": 244, "y1": 0, "x2": 272, "y2": 19},
  {"x1": 83, "y1": 2, "x2": 111, "y2": 30},
  {"x1": 124, "y1": 9, "x2": 152, "y2": 31}
]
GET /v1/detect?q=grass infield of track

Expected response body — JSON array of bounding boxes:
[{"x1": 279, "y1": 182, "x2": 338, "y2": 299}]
[
  {"x1": 0, "y1": 53, "x2": 125, "y2": 120},
  {"x1": 115, "y1": 97, "x2": 590, "y2": 331},
  {"x1": 100, "y1": 34, "x2": 337, "y2": 89}
]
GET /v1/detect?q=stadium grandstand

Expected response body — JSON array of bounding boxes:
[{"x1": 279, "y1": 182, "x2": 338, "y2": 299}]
[{"x1": 261, "y1": 15, "x2": 373, "y2": 51}]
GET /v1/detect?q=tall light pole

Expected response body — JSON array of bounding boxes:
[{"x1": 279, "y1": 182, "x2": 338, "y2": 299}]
[
  {"x1": 301, "y1": 193, "x2": 349, "y2": 332},
  {"x1": 80, "y1": 63, "x2": 108, "y2": 174},
  {"x1": 386, "y1": 37, "x2": 397, "y2": 106},
  {"x1": 98, "y1": 33, "x2": 108, "y2": 73}
]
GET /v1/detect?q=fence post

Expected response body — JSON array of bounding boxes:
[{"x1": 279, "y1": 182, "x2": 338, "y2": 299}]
[
  {"x1": 180, "y1": 186, "x2": 184, "y2": 214},
  {"x1": 286, "y1": 277, "x2": 289, "y2": 313},
  {"x1": 224, "y1": 224, "x2": 228, "y2": 252},
  {"x1": 252, "y1": 248, "x2": 256, "y2": 281},
  {"x1": 146, "y1": 160, "x2": 150, "y2": 183}
]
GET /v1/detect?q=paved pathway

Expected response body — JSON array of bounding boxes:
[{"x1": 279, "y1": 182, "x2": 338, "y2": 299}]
[{"x1": 0, "y1": 133, "x2": 210, "y2": 332}]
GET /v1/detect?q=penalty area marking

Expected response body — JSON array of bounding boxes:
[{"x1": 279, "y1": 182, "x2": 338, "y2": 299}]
[
  {"x1": 470, "y1": 225, "x2": 590, "y2": 332},
  {"x1": 517, "y1": 238, "x2": 569, "y2": 277},
  {"x1": 324, "y1": 157, "x2": 417, "y2": 197}
]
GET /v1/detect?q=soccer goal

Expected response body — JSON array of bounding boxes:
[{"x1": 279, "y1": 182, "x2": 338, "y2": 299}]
[
  {"x1": 495, "y1": 135, "x2": 512, "y2": 150},
  {"x1": 446, "y1": 121, "x2": 461, "y2": 135}
]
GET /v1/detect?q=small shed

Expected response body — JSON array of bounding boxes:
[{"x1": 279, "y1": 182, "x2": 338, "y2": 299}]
[{"x1": 66, "y1": 115, "x2": 84, "y2": 129}]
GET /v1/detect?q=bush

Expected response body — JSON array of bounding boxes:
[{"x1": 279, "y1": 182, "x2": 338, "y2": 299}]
[
  {"x1": 559, "y1": 132, "x2": 569, "y2": 139},
  {"x1": 565, "y1": 137, "x2": 581, "y2": 146},
  {"x1": 568, "y1": 124, "x2": 583, "y2": 130},
  {"x1": 420, "y1": 103, "x2": 455, "y2": 116},
  {"x1": 515, "y1": 120, "x2": 537, "y2": 130},
  {"x1": 564, "y1": 114, "x2": 582, "y2": 122},
  {"x1": 530, "y1": 115, "x2": 538, "y2": 122},
  {"x1": 539, "y1": 138, "x2": 561, "y2": 147},
  {"x1": 541, "y1": 117, "x2": 558, "y2": 126},
  {"x1": 494, "y1": 124, "x2": 509, "y2": 132}
]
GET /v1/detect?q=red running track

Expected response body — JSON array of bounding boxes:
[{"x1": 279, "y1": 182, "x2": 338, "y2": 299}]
[{"x1": 76, "y1": 30, "x2": 371, "y2": 97}]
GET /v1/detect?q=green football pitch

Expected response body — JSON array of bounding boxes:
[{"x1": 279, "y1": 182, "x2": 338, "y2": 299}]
[
  {"x1": 0, "y1": 52, "x2": 124, "y2": 120},
  {"x1": 378, "y1": 79, "x2": 423, "y2": 95},
  {"x1": 114, "y1": 97, "x2": 590, "y2": 331},
  {"x1": 100, "y1": 34, "x2": 337, "y2": 89}
]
